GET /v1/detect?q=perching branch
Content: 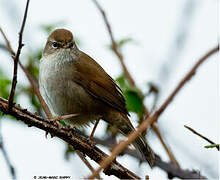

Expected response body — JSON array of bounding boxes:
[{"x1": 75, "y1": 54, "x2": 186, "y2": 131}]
[
  {"x1": 0, "y1": 97, "x2": 140, "y2": 179},
  {"x1": 8, "y1": 0, "x2": 30, "y2": 111},
  {"x1": 87, "y1": 46, "x2": 219, "y2": 179},
  {"x1": 184, "y1": 125, "x2": 219, "y2": 151}
]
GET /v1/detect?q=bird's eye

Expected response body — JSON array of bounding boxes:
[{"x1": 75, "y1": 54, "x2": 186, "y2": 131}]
[
  {"x1": 52, "y1": 42, "x2": 60, "y2": 48},
  {"x1": 69, "y1": 42, "x2": 74, "y2": 48}
]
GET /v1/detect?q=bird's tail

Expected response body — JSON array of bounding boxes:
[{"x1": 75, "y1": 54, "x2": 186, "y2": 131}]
[
  {"x1": 132, "y1": 133, "x2": 155, "y2": 167},
  {"x1": 103, "y1": 110, "x2": 155, "y2": 167}
]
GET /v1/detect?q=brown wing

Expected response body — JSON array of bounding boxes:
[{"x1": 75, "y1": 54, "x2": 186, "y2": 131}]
[{"x1": 72, "y1": 52, "x2": 129, "y2": 115}]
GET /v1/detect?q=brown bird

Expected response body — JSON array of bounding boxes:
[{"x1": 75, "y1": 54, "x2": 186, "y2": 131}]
[{"x1": 39, "y1": 28, "x2": 155, "y2": 167}]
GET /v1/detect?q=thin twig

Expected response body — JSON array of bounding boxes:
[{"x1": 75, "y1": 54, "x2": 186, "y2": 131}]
[
  {"x1": 0, "y1": 29, "x2": 15, "y2": 56},
  {"x1": 92, "y1": 0, "x2": 180, "y2": 167},
  {"x1": 8, "y1": 0, "x2": 30, "y2": 111},
  {"x1": 76, "y1": 151, "x2": 102, "y2": 179},
  {"x1": 0, "y1": 131, "x2": 16, "y2": 180},
  {"x1": 184, "y1": 125, "x2": 219, "y2": 151},
  {"x1": 0, "y1": 97, "x2": 140, "y2": 179},
  {"x1": 87, "y1": 46, "x2": 219, "y2": 179}
]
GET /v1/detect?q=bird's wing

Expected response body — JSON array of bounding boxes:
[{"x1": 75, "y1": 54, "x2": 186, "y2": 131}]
[{"x1": 72, "y1": 52, "x2": 129, "y2": 115}]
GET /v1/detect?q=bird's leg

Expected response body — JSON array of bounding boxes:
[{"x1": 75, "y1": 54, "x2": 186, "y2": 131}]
[{"x1": 88, "y1": 119, "x2": 100, "y2": 144}]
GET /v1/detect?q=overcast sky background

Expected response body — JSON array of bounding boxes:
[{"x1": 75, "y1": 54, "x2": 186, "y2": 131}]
[{"x1": 0, "y1": 0, "x2": 219, "y2": 179}]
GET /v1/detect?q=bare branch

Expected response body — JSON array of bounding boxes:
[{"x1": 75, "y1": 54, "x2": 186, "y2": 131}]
[
  {"x1": 184, "y1": 125, "x2": 219, "y2": 151},
  {"x1": 0, "y1": 28, "x2": 15, "y2": 56},
  {"x1": 8, "y1": 0, "x2": 30, "y2": 111},
  {"x1": 0, "y1": 97, "x2": 140, "y2": 179},
  {"x1": 87, "y1": 46, "x2": 219, "y2": 179}
]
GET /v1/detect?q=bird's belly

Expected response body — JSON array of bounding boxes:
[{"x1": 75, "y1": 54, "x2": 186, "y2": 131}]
[{"x1": 40, "y1": 74, "x2": 102, "y2": 126}]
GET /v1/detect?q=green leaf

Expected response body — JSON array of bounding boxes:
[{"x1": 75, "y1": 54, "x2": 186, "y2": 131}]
[
  {"x1": 115, "y1": 74, "x2": 145, "y2": 118},
  {"x1": 0, "y1": 70, "x2": 11, "y2": 99},
  {"x1": 204, "y1": 144, "x2": 220, "y2": 149},
  {"x1": 124, "y1": 87, "x2": 144, "y2": 118},
  {"x1": 118, "y1": 38, "x2": 135, "y2": 49},
  {"x1": 59, "y1": 120, "x2": 66, "y2": 126}
]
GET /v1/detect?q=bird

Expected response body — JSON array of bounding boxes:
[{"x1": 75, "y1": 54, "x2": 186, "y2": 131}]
[{"x1": 39, "y1": 28, "x2": 155, "y2": 167}]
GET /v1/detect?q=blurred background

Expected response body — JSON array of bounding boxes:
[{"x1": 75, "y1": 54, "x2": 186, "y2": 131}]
[{"x1": 0, "y1": 0, "x2": 219, "y2": 179}]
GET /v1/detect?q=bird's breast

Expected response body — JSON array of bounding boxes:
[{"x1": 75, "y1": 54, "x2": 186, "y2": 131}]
[{"x1": 39, "y1": 57, "x2": 102, "y2": 125}]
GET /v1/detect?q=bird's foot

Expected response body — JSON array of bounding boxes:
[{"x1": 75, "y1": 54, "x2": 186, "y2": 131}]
[
  {"x1": 45, "y1": 114, "x2": 79, "y2": 138},
  {"x1": 50, "y1": 113, "x2": 79, "y2": 128}
]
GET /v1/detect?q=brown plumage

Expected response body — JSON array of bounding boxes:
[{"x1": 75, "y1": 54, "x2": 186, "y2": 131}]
[{"x1": 72, "y1": 52, "x2": 129, "y2": 115}]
